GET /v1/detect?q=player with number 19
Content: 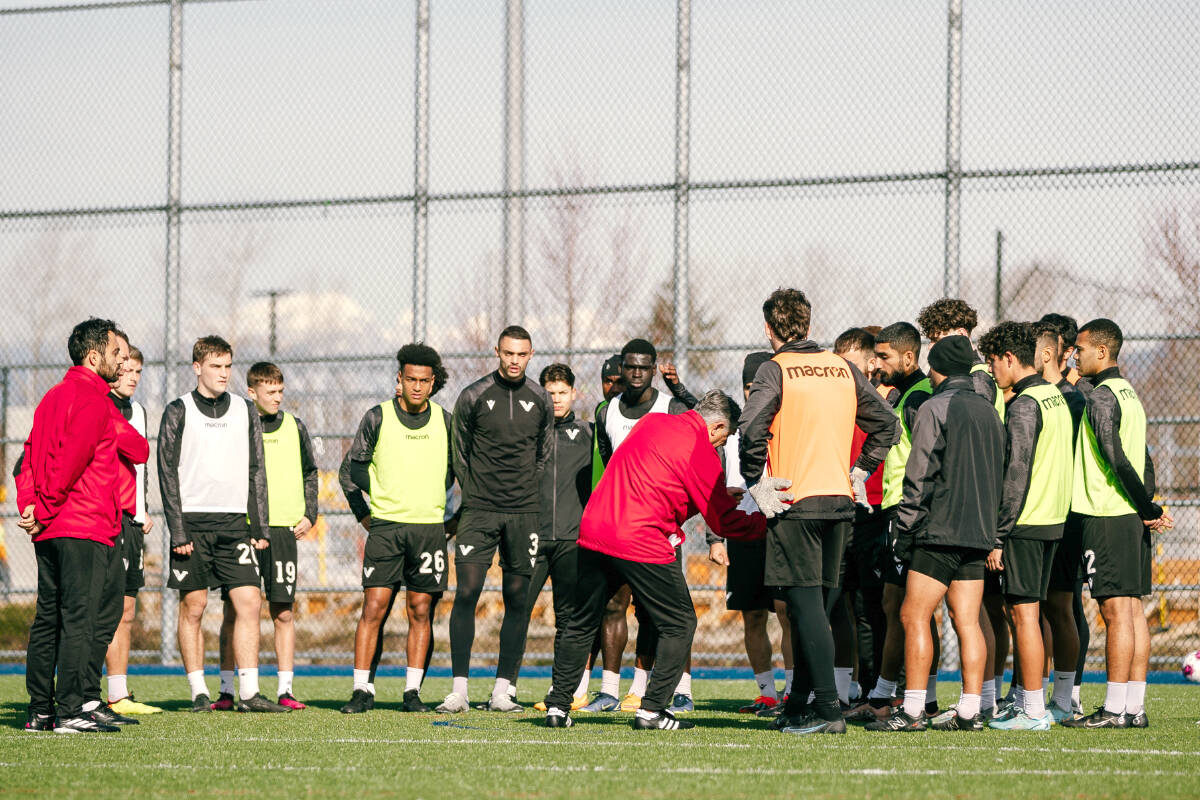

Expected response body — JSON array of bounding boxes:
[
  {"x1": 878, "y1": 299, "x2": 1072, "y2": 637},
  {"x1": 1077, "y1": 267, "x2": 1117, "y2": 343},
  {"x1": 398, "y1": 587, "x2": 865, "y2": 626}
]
[{"x1": 339, "y1": 344, "x2": 455, "y2": 714}]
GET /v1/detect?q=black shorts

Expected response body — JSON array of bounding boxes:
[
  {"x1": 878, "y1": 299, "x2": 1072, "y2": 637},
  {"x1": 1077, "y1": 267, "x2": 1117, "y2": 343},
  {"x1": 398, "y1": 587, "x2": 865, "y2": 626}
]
[
  {"x1": 764, "y1": 517, "x2": 848, "y2": 589},
  {"x1": 363, "y1": 520, "x2": 448, "y2": 593},
  {"x1": 882, "y1": 510, "x2": 909, "y2": 587},
  {"x1": 262, "y1": 526, "x2": 300, "y2": 603},
  {"x1": 843, "y1": 510, "x2": 888, "y2": 592},
  {"x1": 454, "y1": 509, "x2": 539, "y2": 577},
  {"x1": 725, "y1": 538, "x2": 776, "y2": 611},
  {"x1": 168, "y1": 529, "x2": 261, "y2": 593},
  {"x1": 909, "y1": 544, "x2": 988, "y2": 587},
  {"x1": 1001, "y1": 537, "x2": 1058, "y2": 603},
  {"x1": 120, "y1": 515, "x2": 145, "y2": 596},
  {"x1": 1081, "y1": 514, "x2": 1152, "y2": 599},
  {"x1": 983, "y1": 569, "x2": 1003, "y2": 597},
  {"x1": 1048, "y1": 512, "x2": 1084, "y2": 593}
]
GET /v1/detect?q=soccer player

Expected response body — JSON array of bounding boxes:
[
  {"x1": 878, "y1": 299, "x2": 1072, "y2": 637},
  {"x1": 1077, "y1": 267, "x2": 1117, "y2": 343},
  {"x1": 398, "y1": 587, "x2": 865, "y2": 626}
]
[
  {"x1": 583, "y1": 339, "x2": 691, "y2": 713},
  {"x1": 740, "y1": 289, "x2": 898, "y2": 735},
  {"x1": 542, "y1": 391, "x2": 775, "y2": 730},
  {"x1": 158, "y1": 336, "x2": 286, "y2": 712},
  {"x1": 516, "y1": 364, "x2": 593, "y2": 711},
  {"x1": 211, "y1": 363, "x2": 318, "y2": 710},
  {"x1": 854, "y1": 322, "x2": 936, "y2": 721},
  {"x1": 1063, "y1": 319, "x2": 1172, "y2": 728},
  {"x1": 103, "y1": 344, "x2": 163, "y2": 716},
  {"x1": 707, "y1": 351, "x2": 794, "y2": 715},
  {"x1": 441, "y1": 326, "x2": 552, "y2": 713},
  {"x1": 978, "y1": 322, "x2": 1072, "y2": 730},
  {"x1": 339, "y1": 344, "x2": 453, "y2": 714},
  {"x1": 867, "y1": 336, "x2": 1005, "y2": 732},
  {"x1": 17, "y1": 318, "x2": 138, "y2": 732}
]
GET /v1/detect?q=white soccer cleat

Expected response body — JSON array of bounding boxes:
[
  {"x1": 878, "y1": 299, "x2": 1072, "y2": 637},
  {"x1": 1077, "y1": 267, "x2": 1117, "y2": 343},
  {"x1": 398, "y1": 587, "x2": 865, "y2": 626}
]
[{"x1": 435, "y1": 692, "x2": 469, "y2": 713}]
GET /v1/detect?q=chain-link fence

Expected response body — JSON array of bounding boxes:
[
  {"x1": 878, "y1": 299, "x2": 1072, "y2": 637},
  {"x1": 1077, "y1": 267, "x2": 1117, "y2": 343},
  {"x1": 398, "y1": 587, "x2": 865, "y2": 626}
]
[{"x1": 1, "y1": 0, "x2": 1197, "y2": 673}]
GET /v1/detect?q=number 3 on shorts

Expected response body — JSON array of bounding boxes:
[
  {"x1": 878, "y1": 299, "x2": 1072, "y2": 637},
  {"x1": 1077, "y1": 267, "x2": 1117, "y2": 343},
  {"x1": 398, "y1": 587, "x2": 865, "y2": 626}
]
[{"x1": 528, "y1": 533, "x2": 539, "y2": 557}]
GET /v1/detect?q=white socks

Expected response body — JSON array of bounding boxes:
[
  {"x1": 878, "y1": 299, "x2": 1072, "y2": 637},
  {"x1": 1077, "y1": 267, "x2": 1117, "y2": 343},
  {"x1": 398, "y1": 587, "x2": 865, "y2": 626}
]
[
  {"x1": 1104, "y1": 681, "x2": 1127, "y2": 715},
  {"x1": 754, "y1": 670, "x2": 778, "y2": 701},
  {"x1": 353, "y1": 668, "x2": 373, "y2": 694},
  {"x1": 1072, "y1": 683, "x2": 1081, "y2": 705},
  {"x1": 903, "y1": 689, "x2": 926, "y2": 718},
  {"x1": 277, "y1": 670, "x2": 294, "y2": 697},
  {"x1": 575, "y1": 670, "x2": 590, "y2": 698},
  {"x1": 82, "y1": 700, "x2": 100, "y2": 712},
  {"x1": 1125, "y1": 681, "x2": 1146, "y2": 715},
  {"x1": 834, "y1": 667, "x2": 853, "y2": 704},
  {"x1": 957, "y1": 693, "x2": 981, "y2": 719},
  {"x1": 869, "y1": 677, "x2": 897, "y2": 700},
  {"x1": 630, "y1": 668, "x2": 649, "y2": 697},
  {"x1": 220, "y1": 669, "x2": 235, "y2": 696},
  {"x1": 601, "y1": 670, "x2": 620, "y2": 698},
  {"x1": 238, "y1": 668, "x2": 259, "y2": 701},
  {"x1": 492, "y1": 678, "x2": 512, "y2": 702},
  {"x1": 1024, "y1": 684, "x2": 1046, "y2": 717},
  {"x1": 452, "y1": 676, "x2": 469, "y2": 699},
  {"x1": 674, "y1": 672, "x2": 692, "y2": 697},
  {"x1": 784, "y1": 668, "x2": 795, "y2": 698},
  {"x1": 406, "y1": 668, "x2": 424, "y2": 694},
  {"x1": 187, "y1": 670, "x2": 208, "y2": 701},
  {"x1": 107, "y1": 674, "x2": 128, "y2": 703},
  {"x1": 1051, "y1": 671, "x2": 1075, "y2": 712}
]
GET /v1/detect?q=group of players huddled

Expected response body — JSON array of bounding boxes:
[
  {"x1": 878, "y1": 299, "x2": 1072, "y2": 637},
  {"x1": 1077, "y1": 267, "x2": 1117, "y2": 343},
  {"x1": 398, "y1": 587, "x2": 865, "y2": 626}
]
[{"x1": 17, "y1": 289, "x2": 1170, "y2": 733}]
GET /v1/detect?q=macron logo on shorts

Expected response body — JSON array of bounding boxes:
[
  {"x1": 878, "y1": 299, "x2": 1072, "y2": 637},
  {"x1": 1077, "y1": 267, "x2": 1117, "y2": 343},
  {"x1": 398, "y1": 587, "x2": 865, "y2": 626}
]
[
  {"x1": 173, "y1": 569, "x2": 189, "y2": 582},
  {"x1": 123, "y1": 558, "x2": 130, "y2": 571},
  {"x1": 519, "y1": 400, "x2": 534, "y2": 412},
  {"x1": 459, "y1": 544, "x2": 474, "y2": 555},
  {"x1": 363, "y1": 567, "x2": 376, "y2": 578},
  {"x1": 286, "y1": 586, "x2": 293, "y2": 595},
  {"x1": 435, "y1": 572, "x2": 443, "y2": 582}
]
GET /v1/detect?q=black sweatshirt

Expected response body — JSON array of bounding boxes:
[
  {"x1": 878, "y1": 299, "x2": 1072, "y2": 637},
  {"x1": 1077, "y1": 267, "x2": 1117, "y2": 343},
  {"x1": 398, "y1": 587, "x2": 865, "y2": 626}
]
[
  {"x1": 157, "y1": 390, "x2": 268, "y2": 547},
  {"x1": 260, "y1": 411, "x2": 320, "y2": 526},
  {"x1": 452, "y1": 371, "x2": 552, "y2": 513},
  {"x1": 539, "y1": 411, "x2": 593, "y2": 541},
  {"x1": 1084, "y1": 366, "x2": 1161, "y2": 521},
  {"x1": 339, "y1": 398, "x2": 454, "y2": 522}
]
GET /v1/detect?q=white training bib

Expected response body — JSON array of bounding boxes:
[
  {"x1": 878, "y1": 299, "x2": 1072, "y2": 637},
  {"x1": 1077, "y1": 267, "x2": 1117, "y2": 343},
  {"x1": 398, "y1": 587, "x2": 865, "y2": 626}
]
[
  {"x1": 723, "y1": 432, "x2": 759, "y2": 514},
  {"x1": 178, "y1": 393, "x2": 250, "y2": 514},
  {"x1": 605, "y1": 390, "x2": 671, "y2": 455},
  {"x1": 130, "y1": 399, "x2": 149, "y2": 523}
]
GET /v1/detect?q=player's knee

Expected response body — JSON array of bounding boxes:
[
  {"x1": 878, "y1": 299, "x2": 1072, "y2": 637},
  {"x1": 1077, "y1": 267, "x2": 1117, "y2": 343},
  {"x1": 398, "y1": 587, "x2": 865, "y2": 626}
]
[{"x1": 272, "y1": 605, "x2": 294, "y2": 625}]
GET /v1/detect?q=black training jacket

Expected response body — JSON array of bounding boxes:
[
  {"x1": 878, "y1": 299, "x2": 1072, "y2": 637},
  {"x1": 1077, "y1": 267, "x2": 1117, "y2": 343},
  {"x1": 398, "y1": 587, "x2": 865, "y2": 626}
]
[
  {"x1": 157, "y1": 390, "x2": 268, "y2": 547},
  {"x1": 896, "y1": 374, "x2": 1005, "y2": 553},
  {"x1": 1084, "y1": 366, "x2": 1161, "y2": 521},
  {"x1": 452, "y1": 371, "x2": 552, "y2": 513},
  {"x1": 539, "y1": 412, "x2": 593, "y2": 541}
]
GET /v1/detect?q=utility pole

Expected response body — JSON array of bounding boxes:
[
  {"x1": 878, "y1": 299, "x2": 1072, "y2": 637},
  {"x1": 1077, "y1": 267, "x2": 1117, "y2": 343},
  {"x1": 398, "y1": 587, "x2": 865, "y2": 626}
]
[{"x1": 252, "y1": 289, "x2": 292, "y2": 356}]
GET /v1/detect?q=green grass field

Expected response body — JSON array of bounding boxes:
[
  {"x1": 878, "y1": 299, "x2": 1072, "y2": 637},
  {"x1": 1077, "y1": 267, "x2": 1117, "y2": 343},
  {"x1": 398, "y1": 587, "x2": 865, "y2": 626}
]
[{"x1": 1, "y1": 675, "x2": 1198, "y2": 799}]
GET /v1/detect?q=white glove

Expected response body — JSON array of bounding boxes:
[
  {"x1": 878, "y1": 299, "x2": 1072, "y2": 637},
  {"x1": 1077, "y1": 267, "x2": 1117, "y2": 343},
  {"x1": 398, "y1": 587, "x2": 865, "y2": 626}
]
[
  {"x1": 850, "y1": 467, "x2": 872, "y2": 512},
  {"x1": 748, "y1": 477, "x2": 793, "y2": 519}
]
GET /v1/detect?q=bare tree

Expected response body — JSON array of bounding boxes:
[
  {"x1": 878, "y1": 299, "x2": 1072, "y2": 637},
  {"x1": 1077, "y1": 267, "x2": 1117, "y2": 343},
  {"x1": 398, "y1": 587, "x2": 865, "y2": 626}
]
[
  {"x1": 643, "y1": 276, "x2": 721, "y2": 380},
  {"x1": 181, "y1": 223, "x2": 271, "y2": 350}
]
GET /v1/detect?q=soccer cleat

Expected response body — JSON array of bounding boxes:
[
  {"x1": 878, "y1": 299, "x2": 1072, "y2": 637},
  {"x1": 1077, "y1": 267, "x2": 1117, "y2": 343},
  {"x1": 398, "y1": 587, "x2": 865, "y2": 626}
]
[
  {"x1": 844, "y1": 700, "x2": 890, "y2": 722},
  {"x1": 930, "y1": 708, "x2": 985, "y2": 731},
  {"x1": 632, "y1": 710, "x2": 695, "y2": 730},
  {"x1": 210, "y1": 692, "x2": 236, "y2": 711},
  {"x1": 619, "y1": 692, "x2": 643, "y2": 712},
  {"x1": 1127, "y1": 710, "x2": 1149, "y2": 729},
  {"x1": 1049, "y1": 704, "x2": 1080, "y2": 724},
  {"x1": 340, "y1": 690, "x2": 375, "y2": 714},
  {"x1": 436, "y1": 692, "x2": 469, "y2": 713},
  {"x1": 570, "y1": 693, "x2": 588, "y2": 711},
  {"x1": 109, "y1": 696, "x2": 163, "y2": 715},
  {"x1": 864, "y1": 708, "x2": 928, "y2": 732},
  {"x1": 24, "y1": 713, "x2": 55, "y2": 732},
  {"x1": 990, "y1": 709, "x2": 1052, "y2": 730},
  {"x1": 768, "y1": 712, "x2": 812, "y2": 731},
  {"x1": 238, "y1": 693, "x2": 291, "y2": 713},
  {"x1": 485, "y1": 694, "x2": 525, "y2": 713},
  {"x1": 668, "y1": 694, "x2": 694, "y2": 713},
  {"x1": 545, "y1": 710, "x2": 573, "y2": 728},
  {"x1": 739, "y1": 695, "x2": 779, "y2": 714},
  {"x1": 781, "y1": 716, "x2": 847, "y2": 735},
  {"x1": 54, "y1": 714, "x2": 119, "y2": 733},
  {"x1": 277, "y1": 693, "x2": 307, "y2": 710},
  {"x1": 578, "y1": 692, "x2": 620, "y2": 713},
  {"x1": 90, "y1": 705, "x2": 138, "y2": 726},
  {"x1": 402, "y1": 690, "x2": 431, "y2": 712},
  {"x1": 990, "y1": 702, "x2": 1019, "y2": 723},
  {"x1": 1060, "y1": 706, "x2": 1128, "y2": 729},
  {"x1": 191, "y1": 693, "x2": 213, "y2": 713}
]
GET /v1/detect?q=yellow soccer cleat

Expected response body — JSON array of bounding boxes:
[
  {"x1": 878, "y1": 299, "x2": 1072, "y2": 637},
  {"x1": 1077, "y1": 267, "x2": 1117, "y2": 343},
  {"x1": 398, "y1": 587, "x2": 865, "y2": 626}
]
[
  {"x1": 109, "y1": 696, "x2": 163, "y2": 715},
  {"x1": 619, "y1": 692, "x2": 643, "y2": 712},
  {"x1": 570, "y1": 693, "x2": 588, "y2": 711},
  {"x1": 534, "y1": 700, "x2": 548, "y2": 712}
]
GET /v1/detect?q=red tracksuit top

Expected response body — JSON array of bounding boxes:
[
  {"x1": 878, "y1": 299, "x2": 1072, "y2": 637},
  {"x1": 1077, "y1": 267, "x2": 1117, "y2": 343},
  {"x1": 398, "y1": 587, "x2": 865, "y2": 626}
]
[
  {"x1": 16, "y1": 366, "x2": 149, "y2": 545},
  {"x1": 579, "y1": 410, "x2": 766, "y2": 564}
]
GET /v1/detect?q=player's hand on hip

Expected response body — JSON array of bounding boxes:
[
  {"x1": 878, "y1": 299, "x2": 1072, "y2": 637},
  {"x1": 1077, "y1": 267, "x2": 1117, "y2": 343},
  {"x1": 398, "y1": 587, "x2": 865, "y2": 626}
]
[
  {"x1": 748, "y1": 477, "x2": 792, "y2": 519},
  {"x1": 359, "y1": 516, "x2": 372, "y2": 533},
  {"x1": 252, "y1": 537, "x2": 269, "y2": 550},
  {"x1": 173, "y1": 542, "x2": 194, "y2": 556},
  {"x1": 986, "y1": 548, "x2": 1004, "y2": 572},
  {"x1": 708, "y1": 541, "x2": 729, "y2": 566},
  {"x1": 293, "y1": 517, "x2": 313, "y2": 539},
  {"x1": 142, "y1": 517, "x2": 154, "y2": 533}
]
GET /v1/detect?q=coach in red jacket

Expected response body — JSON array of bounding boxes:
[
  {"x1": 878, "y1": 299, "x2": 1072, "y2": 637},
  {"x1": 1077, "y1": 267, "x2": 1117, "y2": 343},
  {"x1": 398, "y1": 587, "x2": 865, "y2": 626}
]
[
  {"x1": 543, "y1": 390, "x2": 787, "y2": 731},
  {"x1": 15, "y1": 318, "x2": 143, "y2": 733}
]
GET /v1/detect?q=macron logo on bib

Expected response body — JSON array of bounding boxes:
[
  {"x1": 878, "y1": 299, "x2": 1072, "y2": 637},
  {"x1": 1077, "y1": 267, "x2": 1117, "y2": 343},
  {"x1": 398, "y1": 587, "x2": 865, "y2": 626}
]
[{"x1": 519, "y1": 400, "x2": 534, "y2": 412}]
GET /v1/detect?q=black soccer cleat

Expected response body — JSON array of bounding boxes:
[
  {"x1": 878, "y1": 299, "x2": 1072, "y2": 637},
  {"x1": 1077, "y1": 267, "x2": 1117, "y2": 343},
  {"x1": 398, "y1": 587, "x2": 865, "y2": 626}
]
[
  {"x1": 54, "y1": 714, "x2": 120, "y2": 733},
  {"x1": 865, "y1": 708, "x2": 928, "y2": 732},
  {"x1": 1060, "y1": 706, "x2": 1128, "y2": 729},
  {"x1": 929, "y1": 708, "x2": 985, "y2": 731},
  {"x1": 631, "y1": 710, "x2": 695, "y2": 730},
  {"x1": 191, "y1": 693, "x2": 213, "y2": 713},
  {"x1": 544, "y1": 711, "x2": 574, "y2": 728},
  {"x1": 402, "y1": 689, "x2": 431, "y2": 713},
  {"x1": 769, "y1": 712, "x2": 812, "y2": 731},
  {"x1": 340, "y1": 689, "x2": 375, "y2": 714},
  {"x1": 90, "y1": 705, "x2": 138, "y2": 726},
  {"x1": 238, "y1": 693, "x2": 291, "y2": 713},
  {"x1": 780, "y1": 716, "x2": 847, "y2": 735},
  {"x1": 1128, "y1": 710, "x2": 1149, "y2": 729},
  {"x1": 24, "y1": 712, "x2": 55, "y2": 732}
]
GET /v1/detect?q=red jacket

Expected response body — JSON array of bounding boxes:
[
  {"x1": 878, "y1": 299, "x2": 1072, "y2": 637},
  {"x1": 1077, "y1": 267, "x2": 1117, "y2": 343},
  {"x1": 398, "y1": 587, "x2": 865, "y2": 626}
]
[
  {"x1": 580, "y1": 410, "x2": 765, "y2": 564},
  {"x1": 16, "y1": 366, "x2": 149, "y2": 545}
]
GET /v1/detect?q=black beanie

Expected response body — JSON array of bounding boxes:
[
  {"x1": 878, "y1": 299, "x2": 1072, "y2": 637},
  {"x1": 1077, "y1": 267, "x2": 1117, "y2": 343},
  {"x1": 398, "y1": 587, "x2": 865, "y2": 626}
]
[
  {"x1": 927, "y1": 335, "x2": 975, "y2": 377},
  {"x1": 601, "y1": 354, "x2": 621, "y2": 379},
  {"x1": 742, "y1": 351, "x2": 773, "y2": 386}
]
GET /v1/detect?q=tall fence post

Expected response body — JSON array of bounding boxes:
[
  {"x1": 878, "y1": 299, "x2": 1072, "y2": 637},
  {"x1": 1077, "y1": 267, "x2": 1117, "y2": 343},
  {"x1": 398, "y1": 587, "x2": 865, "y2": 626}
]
[
  {"x1": 160, "y1": 0, "x2": 184, "y2": 667},
  {"x1": 671, "y1": 0, "x2": 693, "y2": 377},
  {"x1": 501, "y1": 0, "x2": 525, "y2": 326},
  {"x1": 412, "y1": 0, "x2": 431, "y2": 343},
  {"x1": 942, "y1": 0, "x2": 964, "y2": 298}
]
